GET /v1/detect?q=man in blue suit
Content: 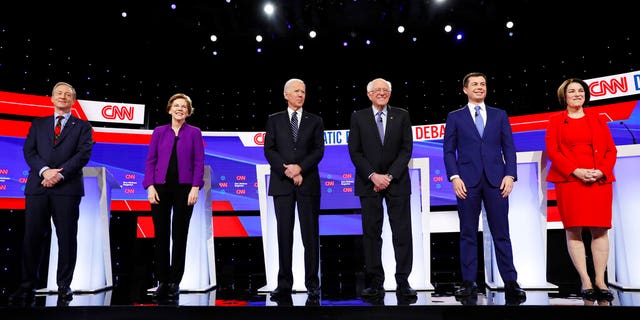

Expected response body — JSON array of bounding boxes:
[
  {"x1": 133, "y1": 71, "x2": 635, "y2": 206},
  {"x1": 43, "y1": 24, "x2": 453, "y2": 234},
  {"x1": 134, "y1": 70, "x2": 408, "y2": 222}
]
[
  {"x1": 9, "y1": 82, "x2": 93, "y2": 305},
  {"x1": 264, "y1": 78, "x2": 325, "y2": 304},
  {"x1": 443, "y1": 72, "x2": 526, "y2": 304}
]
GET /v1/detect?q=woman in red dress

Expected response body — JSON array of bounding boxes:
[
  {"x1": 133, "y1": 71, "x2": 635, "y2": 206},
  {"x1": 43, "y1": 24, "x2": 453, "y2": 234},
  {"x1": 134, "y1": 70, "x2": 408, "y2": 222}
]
[{"x1": 545, "y1": 78, "x2": 617, "y2": 304}]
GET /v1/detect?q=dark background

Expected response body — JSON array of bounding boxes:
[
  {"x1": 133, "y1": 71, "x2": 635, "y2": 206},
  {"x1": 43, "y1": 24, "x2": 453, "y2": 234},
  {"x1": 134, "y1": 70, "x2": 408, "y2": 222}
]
[
  {"x1": 0, "y1": 0, "x2": 635, "y2": 300},
  {"x1": 1, "y1": 0, "x2": 637, "y2": 131}
]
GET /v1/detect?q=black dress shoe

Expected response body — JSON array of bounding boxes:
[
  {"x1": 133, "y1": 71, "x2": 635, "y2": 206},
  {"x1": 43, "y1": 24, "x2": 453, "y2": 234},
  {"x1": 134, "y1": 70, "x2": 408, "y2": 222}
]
[
  {"x1": 454, "y1": 281, "x2": 478, "y2": 298},
  {"x1": 396, "y1": 286, "x2": 417, "y2": 297},
  {"x1": 504, "y1": 281, "x2": 526, "y2": 304},
  {"x1": 167, "y1": 282, "x2": 180, "y2": 300},
  {"x1": 8, "y1": 287, "x2": 35, "y2": 303},
  {"x1": 153, "y1": 282, "x2": 168, "y2": 298},
  {"x1": 307, "y1": 287, "x2": 321, "y2": 299},
  {"x1": 270, "y1": 287, "x2": 292, "y2": 301},
  {"x1": 396, "y1": 292, "x2": 418, "y2": 305},
  {"x1": 58, "y1": 286, "x2": 73, "y2": 301},
  {"x1": 595, "y1": 287, "x2": 614, "y2": 302},
  {"x1": 305, "y1": 294, "x2": 320, "y2": 306},
  {"x1": 361, "y1": 287, "x2": 385, "y2": 298}
]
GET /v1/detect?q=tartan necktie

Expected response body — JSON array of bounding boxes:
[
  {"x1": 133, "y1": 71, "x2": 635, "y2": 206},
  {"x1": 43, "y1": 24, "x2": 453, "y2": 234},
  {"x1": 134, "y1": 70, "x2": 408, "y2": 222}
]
[
  {"x1": 291, "y1": 111, "x2": 298, "y2": 142},
  {"x1": 54, "y1": 115, "x2": 64, "y2": 144}
]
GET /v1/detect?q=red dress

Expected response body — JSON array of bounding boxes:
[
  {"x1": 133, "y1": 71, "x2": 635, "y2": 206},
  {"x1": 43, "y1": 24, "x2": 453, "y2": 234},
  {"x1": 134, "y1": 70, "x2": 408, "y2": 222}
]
[{"x1": 551, "y1": 116, "x2": 613, "y2": 228}]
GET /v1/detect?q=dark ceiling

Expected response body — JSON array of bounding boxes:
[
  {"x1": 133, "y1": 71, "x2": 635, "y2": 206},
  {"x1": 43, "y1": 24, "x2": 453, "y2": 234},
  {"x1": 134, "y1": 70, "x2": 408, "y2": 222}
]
[{"x1": 0, "y1": 0, "x2": 637, "y2": 131}]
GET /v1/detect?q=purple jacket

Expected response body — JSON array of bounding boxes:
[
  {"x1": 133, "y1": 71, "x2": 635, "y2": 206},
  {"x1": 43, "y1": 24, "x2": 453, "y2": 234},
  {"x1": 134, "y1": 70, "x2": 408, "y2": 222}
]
[{"x1": 142, "y1": 123, "x2": 205, "y2": 189}]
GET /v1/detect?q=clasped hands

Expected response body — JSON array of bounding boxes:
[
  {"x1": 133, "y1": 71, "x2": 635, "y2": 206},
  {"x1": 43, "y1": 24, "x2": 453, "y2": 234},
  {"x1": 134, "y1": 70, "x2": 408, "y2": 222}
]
[
  {"x1": 371, "y1": 173, "x2": 391, "y2": 193},
  {"x1": 284, "y1": 163, "x2": 303, "y2": 186},
  {"x1": 41, "y1": 168, "x2": 63, "y2": 188},
  {"x1": 573, "y1": 168, "x2": 603, "y2": 184}
]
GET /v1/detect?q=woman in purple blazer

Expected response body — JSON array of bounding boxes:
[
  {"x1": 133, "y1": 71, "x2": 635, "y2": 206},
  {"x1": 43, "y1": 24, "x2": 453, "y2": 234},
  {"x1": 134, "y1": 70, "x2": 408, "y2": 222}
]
[{"x1": 142, "y1": 93, "x2": 205, "y2": 301}]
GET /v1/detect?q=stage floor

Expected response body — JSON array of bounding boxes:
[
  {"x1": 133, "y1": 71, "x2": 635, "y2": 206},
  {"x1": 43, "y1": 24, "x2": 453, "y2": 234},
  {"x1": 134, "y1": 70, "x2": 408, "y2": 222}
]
[{"x1": 2, "y1": 280, "x2": 640, "y2": 320}]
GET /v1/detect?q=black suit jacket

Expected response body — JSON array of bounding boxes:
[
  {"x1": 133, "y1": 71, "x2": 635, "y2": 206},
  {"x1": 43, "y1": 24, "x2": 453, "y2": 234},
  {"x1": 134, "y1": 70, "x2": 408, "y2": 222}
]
[
  {"x1": 23, "y1": 115, "x2": 93, "y2": 196},
  {"x1": 264, "y1": 110, "x2": 325, "y2": 196},
  {"x1": 348, "y1": 106, "x2": 413, "y2": 196}
]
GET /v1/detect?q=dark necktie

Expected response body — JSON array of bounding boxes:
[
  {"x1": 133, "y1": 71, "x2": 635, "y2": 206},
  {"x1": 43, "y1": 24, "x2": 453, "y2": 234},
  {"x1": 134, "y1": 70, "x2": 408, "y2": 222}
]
[
  {"x1": 291, "y1": 111, "x2": 298, "y2": 142},
  {"x1": 474, "y1": 106, "x2": 484, "y2": 136},
  {"x1": 376, "y1": 111, "x2": 385, "y2": 143},
  {"x1": 54, "y1": 115, "x2": 64, "y2": 144}
]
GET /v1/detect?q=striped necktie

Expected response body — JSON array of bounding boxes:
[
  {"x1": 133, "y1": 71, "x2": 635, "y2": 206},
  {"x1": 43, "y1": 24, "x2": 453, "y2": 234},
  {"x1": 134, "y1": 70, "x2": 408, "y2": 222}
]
[{"x1": 291, "y1": 111, "x2": 298, "y2": 142}]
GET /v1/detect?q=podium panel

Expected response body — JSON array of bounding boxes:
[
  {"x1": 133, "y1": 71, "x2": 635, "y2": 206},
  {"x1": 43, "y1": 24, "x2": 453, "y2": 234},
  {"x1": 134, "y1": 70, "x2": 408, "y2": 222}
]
[
  {"x1": 257, "y1": 158, "x2": 433, "y2": 292},
  {"x1": 42, "y1": 167, "x2": 119, "y2": 293},
  {"x1": 179, "y1": 165, "x2": 216, "y2": 292},
  {"x1": 608, "y1": 144, "x2": 640, "y2": 289},
  {"x1": 482, "y1": 151, "x2": 557, "y2": 289}
]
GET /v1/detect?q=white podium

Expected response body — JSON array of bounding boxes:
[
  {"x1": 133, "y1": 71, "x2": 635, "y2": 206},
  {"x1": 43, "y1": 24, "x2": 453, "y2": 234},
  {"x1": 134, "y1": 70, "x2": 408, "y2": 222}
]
[
  {"x1": 256, "y1": 157, "x2": 433, "y2": 292},
  {"x1": 608, "y1": 144, "x2": 640, "y2": 289},
  {"x1": 41, "y1": 167, "x2": 119, "y2": 293},
  {"x1": 179, "y1": 165, "x2": 216, "y2": 292},
  {"x1": 147, "y1": 165, "x2": 216, "y2": 293},
  {"x1": 482, "y1": 151, "x2": 557, "y2": 289}
]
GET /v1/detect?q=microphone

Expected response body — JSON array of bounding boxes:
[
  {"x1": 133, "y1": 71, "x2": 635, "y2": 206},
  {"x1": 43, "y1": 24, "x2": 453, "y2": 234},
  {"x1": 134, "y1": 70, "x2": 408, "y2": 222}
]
[
  {"x1": 620, "y1": 121, "x2": 637, "y2": 144},
  {"x1": 564, "y1": 118, "x2": 568, "y2": 124}
]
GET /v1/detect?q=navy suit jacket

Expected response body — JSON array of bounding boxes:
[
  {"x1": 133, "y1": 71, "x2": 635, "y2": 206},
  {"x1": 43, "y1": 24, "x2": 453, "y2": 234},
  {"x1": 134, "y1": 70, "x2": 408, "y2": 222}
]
[
  {"x1": 264, "y1": 110, "x2": 325, "y2": 196},
  {"x1": 443, "y1": 105, "x2": 517, "y2": 188},
  {"x1": 348, "y1": 106, "x2": 413, "y2": 196},
  {"x1": 23, "y1": 115, "x2": 93, "y2": 196}
]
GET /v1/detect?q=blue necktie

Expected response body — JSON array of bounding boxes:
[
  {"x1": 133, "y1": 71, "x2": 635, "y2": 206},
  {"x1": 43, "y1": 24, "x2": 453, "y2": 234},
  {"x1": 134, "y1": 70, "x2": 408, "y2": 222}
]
[
  {"x1": 291, "y1": 111, "x2": 298, "y2": 142},
  {"x1": 376, "y1": 111, "x2": 385, "y2": 143},
  {"x1": 474, "y1": 106, "x2": 484, "y2": 136}
]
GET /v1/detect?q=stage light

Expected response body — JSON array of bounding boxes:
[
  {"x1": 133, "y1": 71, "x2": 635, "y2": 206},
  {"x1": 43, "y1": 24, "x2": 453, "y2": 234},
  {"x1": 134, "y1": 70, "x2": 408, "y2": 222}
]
[
  {"x1": 263, "y1": 3, "x2": 275, "y2": 16},
  {"x1": 444, "y1": 25, "x2": 452, "y2": 33}
]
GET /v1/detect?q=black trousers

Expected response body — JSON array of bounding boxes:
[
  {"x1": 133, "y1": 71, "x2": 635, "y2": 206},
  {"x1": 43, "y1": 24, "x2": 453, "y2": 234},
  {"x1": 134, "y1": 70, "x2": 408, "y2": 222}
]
[
  {"x1": 359, "y1": 191, "x2": 413, "y2": 288},
  {"x1": 273, "y1": 190, "x2": 321, "y2": 291},
  {"x1": 151, "y1": 184, "x2": 194, "y2": 285},
  {"x1": 22, "y1": 193, "x2": 81, "y2": 289}
]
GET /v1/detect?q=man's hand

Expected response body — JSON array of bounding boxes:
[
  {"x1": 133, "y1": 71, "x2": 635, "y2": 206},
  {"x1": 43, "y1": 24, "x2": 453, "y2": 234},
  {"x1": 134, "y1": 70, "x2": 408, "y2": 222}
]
[
  {"x1": 452, "y1": 177, "x2": 467, "y2": 199},
  {"x1": 283, "y1": 163, "x2": 302, "y2": 179},
  {"x1": 371, "y1": 173, "x2": 391, "y2": 192},
  {"x1": 499, "y1": 176, "x2": 515, "y2": 198},
  {"x1": 41, "y1": 168, "x2": 63, "y2": 188}
]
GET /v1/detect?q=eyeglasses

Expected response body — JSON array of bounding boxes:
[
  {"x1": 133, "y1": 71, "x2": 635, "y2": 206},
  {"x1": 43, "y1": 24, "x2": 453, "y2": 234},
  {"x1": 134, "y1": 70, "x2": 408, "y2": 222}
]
[{"x1": 369, "y1": 88, "x2": 390, "y2": 94}]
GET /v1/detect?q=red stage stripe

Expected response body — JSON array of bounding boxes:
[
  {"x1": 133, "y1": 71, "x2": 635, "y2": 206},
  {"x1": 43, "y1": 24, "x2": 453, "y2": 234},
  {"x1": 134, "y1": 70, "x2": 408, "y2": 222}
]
[
  {"x1": 136, "y1": 216, "x2": 155, "y2": 238},
  {"x1": 213, "y1": 216, "x2": 249, "y2": 237},
  {"x1": 0, "y1": 198, "x2": 25, "y2": 209}
]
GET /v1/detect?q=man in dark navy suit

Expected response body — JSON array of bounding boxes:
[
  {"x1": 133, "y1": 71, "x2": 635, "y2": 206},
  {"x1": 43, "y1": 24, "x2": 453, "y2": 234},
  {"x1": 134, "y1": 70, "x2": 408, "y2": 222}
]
[
  {"x1": 348, "y1": 78, "x2": 416, "y2": 300},
  {"x1": 264, "y1": 78, "x2": 325, "y2": 303},
  {"x1": 9, "y1": 82, "x2": 93, "y2": 305},
  {"x1": 443, "y1": 72, "x2": 526, "y2": 304}
]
